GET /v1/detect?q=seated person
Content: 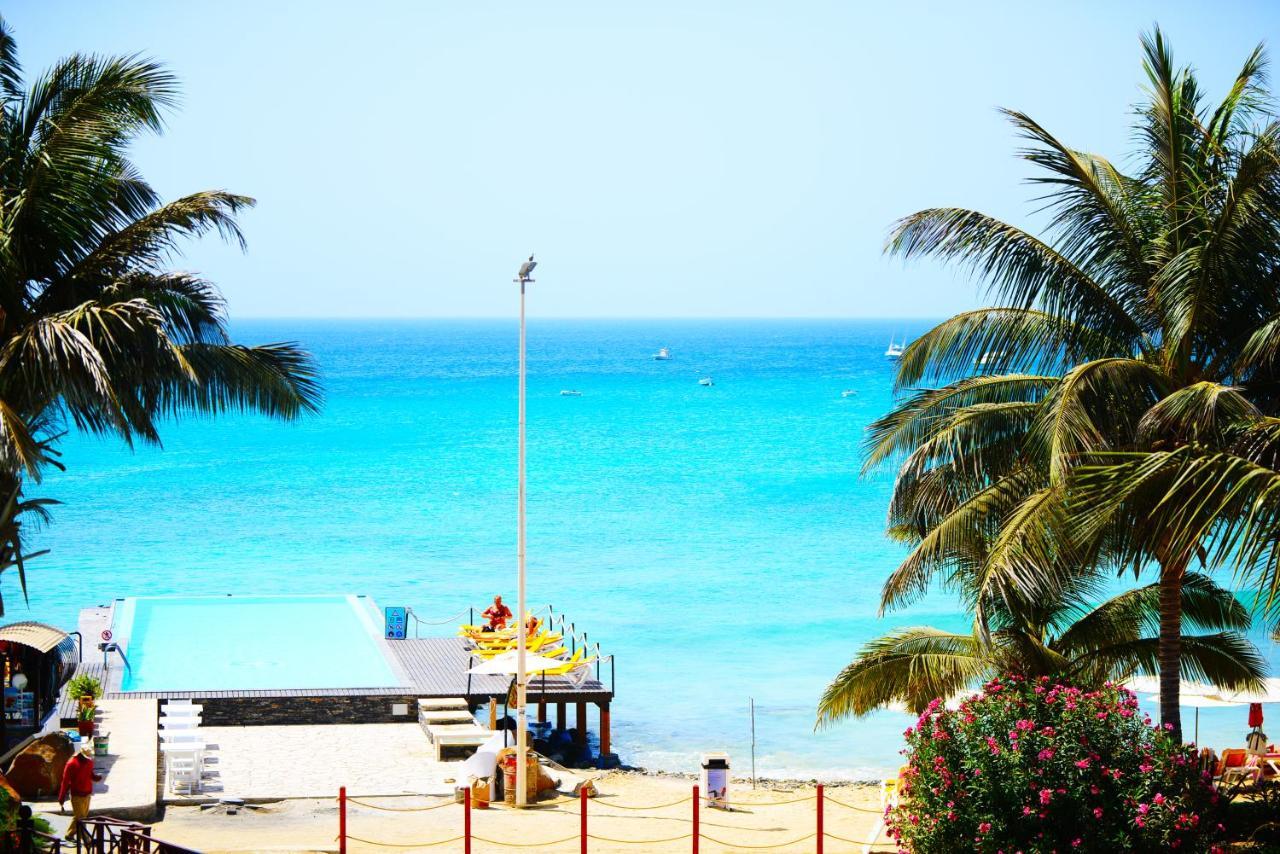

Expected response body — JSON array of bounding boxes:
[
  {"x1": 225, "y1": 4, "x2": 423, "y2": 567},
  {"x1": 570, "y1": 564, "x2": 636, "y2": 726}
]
[{"x1": 483, "y1": 595, "x2": 513, "y2": 631}]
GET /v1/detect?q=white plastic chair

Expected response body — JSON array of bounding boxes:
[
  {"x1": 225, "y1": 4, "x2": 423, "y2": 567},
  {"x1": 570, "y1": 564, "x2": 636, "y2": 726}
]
[
  {"x1": 167, "y1": 751, "x2": 201, "y2": 795},
  {"x1": 160, "y1": 731, "x2": 204, "y2": 745},
  {"x1": 160, "y1": 717, "x2": 200, "y2": 730},
  {"x1": 162, "y1": 704, "x2": 203, "y2": 716}
]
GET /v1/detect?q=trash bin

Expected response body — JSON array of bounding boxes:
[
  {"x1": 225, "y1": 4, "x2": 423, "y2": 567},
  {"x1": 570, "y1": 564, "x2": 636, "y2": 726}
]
[
  {"x1": 499, "y1": 751, "x2": 540, "y2": 804},
  {"x1": 93, "y1": 733, "x2": 109, "y2": 756},
  {"x1": 701, "y1": 753, "x2": 730, "y2": 809}
]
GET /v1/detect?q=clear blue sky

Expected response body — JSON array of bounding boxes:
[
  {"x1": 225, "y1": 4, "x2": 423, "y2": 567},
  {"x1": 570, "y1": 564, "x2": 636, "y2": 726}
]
[{"x1": 11, "y1": 1, "x2": 1280, "y2": 317}]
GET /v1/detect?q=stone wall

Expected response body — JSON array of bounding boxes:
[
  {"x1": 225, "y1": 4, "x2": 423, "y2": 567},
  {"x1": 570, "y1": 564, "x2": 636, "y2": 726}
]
[{"x1": 182, "y1": 695, "x2": 426, "y2": 727}]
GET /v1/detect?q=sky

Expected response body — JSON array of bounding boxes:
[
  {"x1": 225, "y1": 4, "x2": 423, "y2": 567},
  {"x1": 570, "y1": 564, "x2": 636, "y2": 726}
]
[{"x1": 10, "y1": 1, "x2": 1280, "y2": 318}]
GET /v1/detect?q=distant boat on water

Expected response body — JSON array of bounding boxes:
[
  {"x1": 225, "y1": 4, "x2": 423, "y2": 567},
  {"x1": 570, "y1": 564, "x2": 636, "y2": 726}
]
[
  {"x1": 976, "y1": 351, "x2": 1006, "y2": 368},
  {"x1": 654, "y1": 347, "x2": 671, "y2": 360},
  {"x1": 841, "y1": 389, "x2": 857, "y2": 398},
  {"x1": 560, "y1": 390, "x2": 582, "y2": 397},
  {"x1": 885, "y1": 338, "x2": 905, "y2": 360},
  {"x1": 699, "y1": 377, "x2": 714, "y2": 387}
]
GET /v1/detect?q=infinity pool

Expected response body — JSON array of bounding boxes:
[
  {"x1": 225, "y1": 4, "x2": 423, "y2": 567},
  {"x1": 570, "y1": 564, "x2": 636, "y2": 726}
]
[{"x1": 113, "y1": 595, "x2": 402, "y2": 692}]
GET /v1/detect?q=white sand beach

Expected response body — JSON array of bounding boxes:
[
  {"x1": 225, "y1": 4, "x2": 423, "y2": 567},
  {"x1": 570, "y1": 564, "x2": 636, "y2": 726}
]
[{"x1": 151, "y1": 771, "x2": 890, "y2": 853}]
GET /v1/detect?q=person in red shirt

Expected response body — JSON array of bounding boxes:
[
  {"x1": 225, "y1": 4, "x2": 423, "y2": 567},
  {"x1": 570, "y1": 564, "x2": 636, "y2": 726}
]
[
  {"x1": 482, "y1": 595, "x2": 512, "y2": 630},
  {"x1": 59, "y1": 744, "x2": 102, "y2": 841}
]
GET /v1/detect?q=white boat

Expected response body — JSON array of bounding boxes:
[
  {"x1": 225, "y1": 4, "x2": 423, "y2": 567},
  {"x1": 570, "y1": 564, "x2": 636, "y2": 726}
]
[
  {"x1": 560, "y1": 390, "x2": 582, "y2": 397},
  {"x1": 976, "y1": 351, "x2": 1006, "y2": 368},
  {"x1": 885, "y1": 338, "x2": 905, "y2": 360},
  {"x1": 653, "y1": 347, "x2": 671, "y2": 360},
  {"x1": 841, "y1": 389, "x2": 857, "y2": 398},
  {"x1": 699, "y1": 377, "x2": 714, "y2": 387}
]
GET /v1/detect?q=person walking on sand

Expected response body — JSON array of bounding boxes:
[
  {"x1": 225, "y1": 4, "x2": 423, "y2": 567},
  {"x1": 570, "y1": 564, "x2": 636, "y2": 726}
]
[
  {"x1": 59, "y1": 743, "x2": 103, "y2": 841},
  {"x1": 483, "y1": 595, "x2": 512, "y2": 631}
]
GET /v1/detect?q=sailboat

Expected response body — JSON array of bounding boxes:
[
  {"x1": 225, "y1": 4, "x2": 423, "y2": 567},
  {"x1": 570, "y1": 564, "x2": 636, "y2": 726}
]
[{"x1": 885, "y1": 337, "x2": 905, "y2": 359}]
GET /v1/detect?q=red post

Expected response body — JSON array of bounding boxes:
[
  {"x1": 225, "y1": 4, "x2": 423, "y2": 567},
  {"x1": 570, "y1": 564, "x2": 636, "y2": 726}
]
[
  {"x1": 816, "y1": 784, "x2": 824, "y2": 854},
  {"x1": 464, "y1": 786, "x2": 472, "y2": 854},
  {"x1": 339, "y1": 786, "x2": 347, "y2": 854},
  {"x1": 692, "y1": 785, "x2": 700, "y2": 854},
  {"x1": 581, "y1": 785, "x2": 589, "y2": 854}
]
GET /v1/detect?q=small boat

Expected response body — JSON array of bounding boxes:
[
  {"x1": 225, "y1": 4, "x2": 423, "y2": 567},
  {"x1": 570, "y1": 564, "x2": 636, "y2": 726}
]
[
  {"x1": 699, "y1": 377, "x2": 714, "y2": 387},
  {"x1": 885, "y1": 338, "x2": 905, "y2": 360},
  {"x1": 653, "y1": 347, "x2": 671, "y2": 360},
  {"x1": 560, "y1": 390, "x2": 582, "y2": 397},
  {"x1": 976, "y1": 351, "x2": 1006, "y2": 368},
  {"x1": 841, "y1": 389, "x2": 857, "y2": 398}
]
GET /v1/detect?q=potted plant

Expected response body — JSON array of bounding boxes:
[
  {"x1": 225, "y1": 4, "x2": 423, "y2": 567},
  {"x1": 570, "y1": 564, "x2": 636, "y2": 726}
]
[
  {"x1": 76, "y1": 704, "x2": 95, "y2": 737},
  {"x1": 66, "y1": 674, "x2": 102, "y2": 711}
]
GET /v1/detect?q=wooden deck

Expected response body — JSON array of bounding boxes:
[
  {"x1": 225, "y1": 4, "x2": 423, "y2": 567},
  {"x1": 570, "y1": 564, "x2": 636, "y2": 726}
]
[
  {"x1": 71, "y1": 637, "x2": 612, "y2": 707},
  {"x1": 389, "y1": 637, "x2": 613, "y2": 704}
]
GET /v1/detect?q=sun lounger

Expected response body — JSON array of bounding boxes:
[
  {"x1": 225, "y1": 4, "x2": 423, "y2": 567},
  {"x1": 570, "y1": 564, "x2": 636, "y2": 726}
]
[
  {"x1": 418, "y1": 709, "x2": 475, "y2": 726},
  {"x1": 419, "y1": 697, "x2": 470, "y2": 712},
  {"x1": 426, "y1": 724, "x2": 492, "y2": 761}
]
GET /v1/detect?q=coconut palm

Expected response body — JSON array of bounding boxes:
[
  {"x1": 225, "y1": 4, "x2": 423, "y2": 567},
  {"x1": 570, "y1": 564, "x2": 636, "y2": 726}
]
[
  {"x1": 864, "y1": 29, "x2": 1280, "y2": 739},
  {"x1": 0, "y1": 18, "x2": 320, "y2": 611},
  {"x1": 817, "y1": 572, "x2": 1262, "y2": 723}
]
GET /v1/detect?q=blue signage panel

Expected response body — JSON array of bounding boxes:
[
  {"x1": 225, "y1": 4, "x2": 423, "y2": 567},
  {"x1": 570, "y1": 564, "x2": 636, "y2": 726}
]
[{"x1": 384, "y1": 606, "x2": 408, "y2": 640}]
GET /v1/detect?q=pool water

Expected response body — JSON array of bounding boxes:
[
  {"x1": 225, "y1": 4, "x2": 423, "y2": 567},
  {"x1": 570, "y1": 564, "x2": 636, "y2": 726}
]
[{"x1": 114, "y1": 595, "x2": 402, "y2": 692}]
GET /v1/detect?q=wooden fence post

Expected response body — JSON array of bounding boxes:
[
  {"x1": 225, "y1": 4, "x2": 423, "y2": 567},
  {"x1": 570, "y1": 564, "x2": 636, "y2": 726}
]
[
  {"x1": 339, "y1": 786, "x2": 347, "y2": 854},
  {"x1": 580, "y1": 784, "x2": 588, "y2": 854},
  {"x1": 464, "y1": 786, "x2": 472, "y2": 854},
  {"x1": 692, "y1": 785, "x2": 699, "y2": 854},
  {"x1": 816, "y1": 784, "x2": 824, "y2": 854}
]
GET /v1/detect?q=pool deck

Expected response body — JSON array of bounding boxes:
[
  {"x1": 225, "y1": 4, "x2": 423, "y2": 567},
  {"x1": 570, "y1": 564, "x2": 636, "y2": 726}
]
[{"x1": 31, "y1": 697, "x2": 158, "y2": 821}]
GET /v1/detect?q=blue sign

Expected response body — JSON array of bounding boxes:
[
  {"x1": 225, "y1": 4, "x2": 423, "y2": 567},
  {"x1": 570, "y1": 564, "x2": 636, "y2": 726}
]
[{"x1": 384, "y1": 606, "x2": 408, "y2": 640}]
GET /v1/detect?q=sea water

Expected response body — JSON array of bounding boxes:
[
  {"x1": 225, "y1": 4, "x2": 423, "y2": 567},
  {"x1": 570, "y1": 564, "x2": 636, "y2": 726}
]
[{"x1": 21, "y1": 319, "x2": 1280, "y2": 779}]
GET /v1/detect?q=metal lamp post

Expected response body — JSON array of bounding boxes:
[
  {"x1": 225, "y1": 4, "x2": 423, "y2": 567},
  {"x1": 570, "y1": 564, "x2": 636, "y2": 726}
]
[{"x1": 514, "y1": 253, "x2": 536, "y2": 806}]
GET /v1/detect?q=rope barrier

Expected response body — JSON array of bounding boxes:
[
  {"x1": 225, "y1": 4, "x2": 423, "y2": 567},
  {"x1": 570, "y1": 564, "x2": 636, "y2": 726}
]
[
  {"x1": 588, "y1": 832, "x2": 694, "y2": 845},
  {"x1": 590, "y1": 795, "x2": 691, "y2": 811},
  {"x1": 409, "y1": 608, "x2": 472, "y2": 626},
  {"x1": 697, "y1": 831, "x2": 818, "y2": 849},
  {"x1": 823, "y1": 830, "x2": 896, "y2": 847},
  {"x1": 823, "y1": 794, "x2": 890, "y2": 813},
  {"x1": 470, "y1": 834, "x2": 583, "y2": 848},
  {"x1": 343, "y1": 833, "x2": 465, "y2": 848},
  {"x1": 709, "y1": 793, "x2": 816, "y2": 807},
  {"x1": 345, "y1": 797, "x2": 459, "y2": 812}
]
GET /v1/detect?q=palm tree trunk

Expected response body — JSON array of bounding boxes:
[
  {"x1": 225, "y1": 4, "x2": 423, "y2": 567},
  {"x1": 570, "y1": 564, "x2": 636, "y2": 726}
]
[{"x1": 1158, "y1": 557, "x2": 1185, "y2": 742}]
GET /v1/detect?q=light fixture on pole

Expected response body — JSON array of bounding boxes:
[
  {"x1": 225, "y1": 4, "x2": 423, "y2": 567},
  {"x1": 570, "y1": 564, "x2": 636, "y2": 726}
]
[{"x1": 514, "y1": 253, "x2": 536, "y2": 807}]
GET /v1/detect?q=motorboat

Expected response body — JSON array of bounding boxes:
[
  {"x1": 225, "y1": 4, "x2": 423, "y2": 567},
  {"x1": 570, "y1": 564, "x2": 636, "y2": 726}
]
[
  {"x1": 885, "y1": 339, "x2": 905, "y2": 359},
  {"x1": 841, "y1": 389, "x2": 857, "y2": 398},
  {"x1": 560, "y1": 390, "x2": 582, "y2": 397},
  {"x1": 654, "y1": 347, "x2": 671, "y2": 360},
  {"x1": 699, "y1": 377, "x2": 714, "y2": 387}
]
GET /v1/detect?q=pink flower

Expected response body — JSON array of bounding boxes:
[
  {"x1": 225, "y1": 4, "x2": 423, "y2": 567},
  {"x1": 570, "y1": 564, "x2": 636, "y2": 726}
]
[
  {"x1": 1038, "y1": 748, "x2": 1055, "y2": 761},
  {"x1": 1137, "y1": 803, "x2": 1150, "y2": 814},
  {"x1": 1093, "y1": 807, "x2": 1103, "y2": 819},
  {"x1": 1039, "y1": 788, "x2": 1053, "y2": 806},
  {"x1": 1074, "y1": 758, "x2": 1090, "y2": 769},
  {"x1": 978, "y1": 822, "x2": 991, "y2": 834},
  {"x1": 1016, "y1": 719, "x2": 1035, "y2": 731},
  {"x1": 1153, "y1": 793, "x2": 1165, "y2": 805}
]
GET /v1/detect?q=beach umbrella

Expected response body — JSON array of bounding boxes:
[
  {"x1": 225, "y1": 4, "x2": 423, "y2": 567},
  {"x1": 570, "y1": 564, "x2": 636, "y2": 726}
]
[
  {"x1": 1145, "y1": 693, "x2": 1244, "y2": 744},
  {"x1": 1249, "y1": 703, "x2": 1264, "y2": 729},
  {"x1": 1209, "y1": 678, "x2": 1280, "y2": 705},
  {"x1": 468, "y1": 651, "x2": 569, "y2": 675}
]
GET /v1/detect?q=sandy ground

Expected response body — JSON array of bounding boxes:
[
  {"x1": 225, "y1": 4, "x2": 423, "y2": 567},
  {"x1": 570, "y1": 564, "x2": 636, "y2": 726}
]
[{"x1": 148, "y1": 771, "x2": 894, "y2": 853}]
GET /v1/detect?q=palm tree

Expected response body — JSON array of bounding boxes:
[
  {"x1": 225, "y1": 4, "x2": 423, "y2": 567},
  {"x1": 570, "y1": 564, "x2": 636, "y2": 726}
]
[
  {"x1": 817, "y1": 572, "x2": 1262, "y2": 723},
  {"x1": 865, "y1": 29, "x2": 1280, "y2": 739},
  {"x1": 0, "y1": 18, "x2": 320, "y2": 610}
]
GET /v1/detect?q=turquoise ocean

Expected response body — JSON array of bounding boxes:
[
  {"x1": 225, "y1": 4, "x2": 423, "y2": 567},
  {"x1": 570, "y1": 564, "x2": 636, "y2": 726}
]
[{"x1": 18, "y1": 319, "x2": 1280, "y2": 780}]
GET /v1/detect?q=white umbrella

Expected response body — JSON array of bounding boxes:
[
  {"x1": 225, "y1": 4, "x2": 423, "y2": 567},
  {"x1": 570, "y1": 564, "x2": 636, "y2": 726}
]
[
  {"x1": 1210, "y1": 678, "x2": 1280, "y2": 705},
  {"x1": 1144, "y1": 693, "x2": 1245, "y2": 744},
  {"x1": 1122, "y1": 675, "x2": 1219, "y2": 698},
  {"x1": 468, "y1": 651, "x2": 569, "y2": 675}
]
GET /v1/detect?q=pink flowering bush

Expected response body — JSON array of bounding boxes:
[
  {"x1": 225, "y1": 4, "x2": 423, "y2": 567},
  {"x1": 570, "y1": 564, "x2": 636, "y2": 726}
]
[{"x1": 886, "y1": 675, "x2": 1224, "y2": 852}]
